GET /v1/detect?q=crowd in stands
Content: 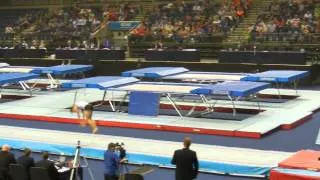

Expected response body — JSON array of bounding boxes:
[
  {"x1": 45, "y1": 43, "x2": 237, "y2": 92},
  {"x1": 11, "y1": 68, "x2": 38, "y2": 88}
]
[
  {"x1": 131, "y1": 0, "x2": 252, "y2": 43},
  {"x1": 25, "y1": 7, "x2": 103, "y2": 40},
  {"x1": 3, "y1": 0, "x2": 319, "y2": 50},
  {"x1": 249, "y1": 0, "x2": 320, "y2": 42},
  {"x1": 3, "y1": 9, "x2": 46, "y2": 34},
  {"x1": 1, "y1": 3, "x2": 140, "y2": 48},
  {"x1": 24, "y1": 4, "x2": 139, "y2": 39}
]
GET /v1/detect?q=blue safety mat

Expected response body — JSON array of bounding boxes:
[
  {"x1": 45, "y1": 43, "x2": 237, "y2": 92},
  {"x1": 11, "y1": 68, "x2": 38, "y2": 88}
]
[
  {"x1": 0, "y1": 73, "x2": 39, "y2": 85},
  {"x1": 62, "y1": 76, "x2": 140, "y2": 89},
  {"x1": 190, "y1": 81, "x2": 271, "y2": 97},
  {"x1": 122, "y1": 67, "x2": 189, "y2": 78},
  {"x1": 129, "y1": 92, "x2": 160, "y2": 116},
  {"x1": 0, "y1": 138, "x2": 271, "y2": 176},
  {"x1": 240, "y1": 70, "x2": 309, "y2": 83},
  {"x1": 272, "y1": 167, "x2": 320, "y2": 177},
  {"x1": 31, "y1": 65, "x2": 93, "y2": 75}
]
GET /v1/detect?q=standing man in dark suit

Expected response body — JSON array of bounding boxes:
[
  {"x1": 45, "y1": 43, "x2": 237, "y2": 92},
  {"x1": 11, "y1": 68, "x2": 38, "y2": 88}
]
[
  {"x1": 35, "y1": 151, "x2": 59, "y2": 180},
  {"x1": 17, "y1": 148, "x2": 35, "y2": 179},
  {"x1": 171, "y1": 137, "x2": 199, "y2": 180},
  {"x1": 0, "y1": 144, "x2": 16, "y2": 180}
]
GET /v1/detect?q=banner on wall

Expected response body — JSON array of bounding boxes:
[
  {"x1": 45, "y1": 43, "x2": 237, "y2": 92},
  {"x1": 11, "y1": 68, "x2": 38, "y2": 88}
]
[{"x1": 108, "y1": 21, "x2": 140, "y2": 31}]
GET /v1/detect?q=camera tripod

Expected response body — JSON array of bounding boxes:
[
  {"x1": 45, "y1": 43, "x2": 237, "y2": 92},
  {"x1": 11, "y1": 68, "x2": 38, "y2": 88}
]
[
  {"x1": 120, "y1": 160, "x2": 129, "y2": 173},
  {"x1": 119, "y1": 160, "x2": 130, "y2": 180},
  {"x1": 69, "y1": 141, "x2": 95, "y2": 180}
]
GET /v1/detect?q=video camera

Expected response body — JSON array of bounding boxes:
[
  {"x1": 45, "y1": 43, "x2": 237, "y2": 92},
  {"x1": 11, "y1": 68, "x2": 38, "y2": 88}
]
[{"x1": 114, "y1": 142, "x2": 126, "y2": 160}]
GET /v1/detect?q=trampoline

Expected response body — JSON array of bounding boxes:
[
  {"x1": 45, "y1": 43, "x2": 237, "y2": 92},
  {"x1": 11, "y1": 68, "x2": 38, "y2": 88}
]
[
  {"x1": 122, "y1": 67, "x2": 309, "y2": 85},
  {"x1": 62, "y1": 76, "x2": 270, "y2": 118},
  {"x1": 0, "y1": 62, "x2": 40, "y2": 73},
  {"x1": 30, "y1": 65, "x2": 93, "y2": 88},
  {"x1": 240, "y1": 70, "x2": 309, "y2": 96},
  {"x1": 122, "y1": 67, "x2": 247, "y2": 83},
  {"x1": 0, "y1": 65, "x2": 93, "y2": 94},
  {"x1": 0, "y1": 72, "x2": 40, "y2": 96},
  {"x1": 0, "y1": 64, "x2": 93, "y2": 76}
]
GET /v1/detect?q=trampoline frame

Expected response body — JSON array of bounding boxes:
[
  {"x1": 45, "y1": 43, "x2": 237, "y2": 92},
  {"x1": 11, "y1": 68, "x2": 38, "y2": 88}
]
[{"x1": 73, "y1": 82, "x2": 265, "y2": 119}]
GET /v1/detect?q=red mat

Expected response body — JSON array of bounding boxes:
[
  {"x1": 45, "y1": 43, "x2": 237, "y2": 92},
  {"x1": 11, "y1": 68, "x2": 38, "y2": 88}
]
[{"x1": 279, "y1": 150, "x2": 320, "y2": 171}]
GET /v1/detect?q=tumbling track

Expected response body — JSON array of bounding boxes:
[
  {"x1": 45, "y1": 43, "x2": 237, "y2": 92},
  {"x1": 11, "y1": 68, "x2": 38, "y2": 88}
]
[{"x1": 0, "y1": 125, "x2": 292, "y2": 176}]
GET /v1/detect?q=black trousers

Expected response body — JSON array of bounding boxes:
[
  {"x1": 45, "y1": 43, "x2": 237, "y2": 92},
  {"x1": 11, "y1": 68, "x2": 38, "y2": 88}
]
[{"x1": 104, "y1": 175, "x2": 118, "y2": 180}]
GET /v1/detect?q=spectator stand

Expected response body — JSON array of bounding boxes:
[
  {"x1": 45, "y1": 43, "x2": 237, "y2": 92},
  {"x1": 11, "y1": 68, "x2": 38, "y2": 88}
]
[
  {"x1": 129, "y1": 0, "x2": 241, "y2": 58},
  {"x1": 0, "y1": 9, "x2": 47, "y2": 47},
  {"x1": 17, "y1": 3, "x2": 142, "y2": 52},
  {"x1": 226, "y1": 0, "x2": 320, "y2": 52}
]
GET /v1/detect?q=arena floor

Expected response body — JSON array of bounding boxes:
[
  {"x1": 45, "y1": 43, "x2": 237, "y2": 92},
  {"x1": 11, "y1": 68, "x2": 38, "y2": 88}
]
[
  {"x1": 0, "y1": 69, "x2": 318, "y2": 179},
  {"x1": 1, "y1": 107, "x2": 319, "y2": 179}
]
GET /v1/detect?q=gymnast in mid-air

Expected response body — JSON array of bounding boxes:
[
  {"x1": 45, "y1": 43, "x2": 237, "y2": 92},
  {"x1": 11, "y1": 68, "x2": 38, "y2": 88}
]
[{"x1": 71, "y1": 101, "x2": 98, "y2": 134}]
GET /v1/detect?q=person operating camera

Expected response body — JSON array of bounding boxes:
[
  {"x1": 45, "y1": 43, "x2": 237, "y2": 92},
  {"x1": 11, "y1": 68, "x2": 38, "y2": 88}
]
[{"x1": 104, "y1": 143, "x2": 120, "y2": 180}]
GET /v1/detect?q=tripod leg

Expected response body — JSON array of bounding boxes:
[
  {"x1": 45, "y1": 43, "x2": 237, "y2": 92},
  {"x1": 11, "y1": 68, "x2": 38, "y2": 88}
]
[
  {"x1": 70, "y1": 148, "x2": 80, "y2": 180},
  {"x1": 83, "y1": 157, "x2": 95, "y2": 180}
]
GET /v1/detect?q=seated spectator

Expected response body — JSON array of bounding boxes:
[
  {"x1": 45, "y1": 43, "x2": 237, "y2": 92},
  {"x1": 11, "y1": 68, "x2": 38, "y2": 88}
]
[
  {"x1": 192, "y1": 2, "x2": 203, "y2": 11},
  {"x1": 316, "y1": 17, "x2": 320, "y2": 33},
  {"x1": 154, "y1": 40, "x2": 163, "y2": 49},
  {"x1": 266, "y1": 20, "x2": 276, "y2": 39},
  {"x1": 288, "y1": 15, "x2": 301, "y2": 33},
  {"x1": 39, "y1": 40, "x2": 47, "y2": 49},
  {"x1": 304, "y1": 11, "x2": 313, "y2": 21},
  {"x1": 248, "y1": 24, "x2": 257, "y2": 42},
  {"x1": 5, "y1": 25, "x2": 14, "y2": 34},
  {"x1": 236, "y1": 6, "x2": 245, "y2": 18},
  {"x1": 131, "y1": 25, "x2": 146, "y2": 37},
  {"x1": 0, "y1": 144, "x2": 16, "y2": 180},
  {"x1": 17, "y1": 148, "x2": 35, "y2": 179},
  {"x1": 35, "y1": 151, "x2": 59, "y2": 180},
  {"x1": 21, "y1": 41, "x2": 29, "y2": 49}
]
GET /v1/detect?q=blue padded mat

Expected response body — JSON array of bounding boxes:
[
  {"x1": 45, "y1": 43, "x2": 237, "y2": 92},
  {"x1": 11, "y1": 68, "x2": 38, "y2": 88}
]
[
  {"x1": 62, "y1": 76, "x2": 140, "y2": 89},
  {"x1": 240, "y1": 70, "x2": 309, "y2": 83},
  {"x1": 0, "y1": 73, "x2": 39, "y2": 85},
  {"x1": 31, "y1": 65, "x2": 93, "y2": 75},
  {"x1": 0, "y1": 138, "x2": 271, "y2": 176},
  {"x1": 122, "y1": 67, "x2": 189, "y2": 78},
  {"x1": 190, "y1": 81, "x2": 271, "y2": 97},
  {"x1": 129, "y1": 92, "x2": 160, "y2": 116}
]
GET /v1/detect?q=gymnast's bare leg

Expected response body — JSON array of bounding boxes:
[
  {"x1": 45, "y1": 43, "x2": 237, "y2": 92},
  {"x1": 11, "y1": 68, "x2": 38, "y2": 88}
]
[{"x1": 71, "y1": 104, "x2": 98, "y2": 133}]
